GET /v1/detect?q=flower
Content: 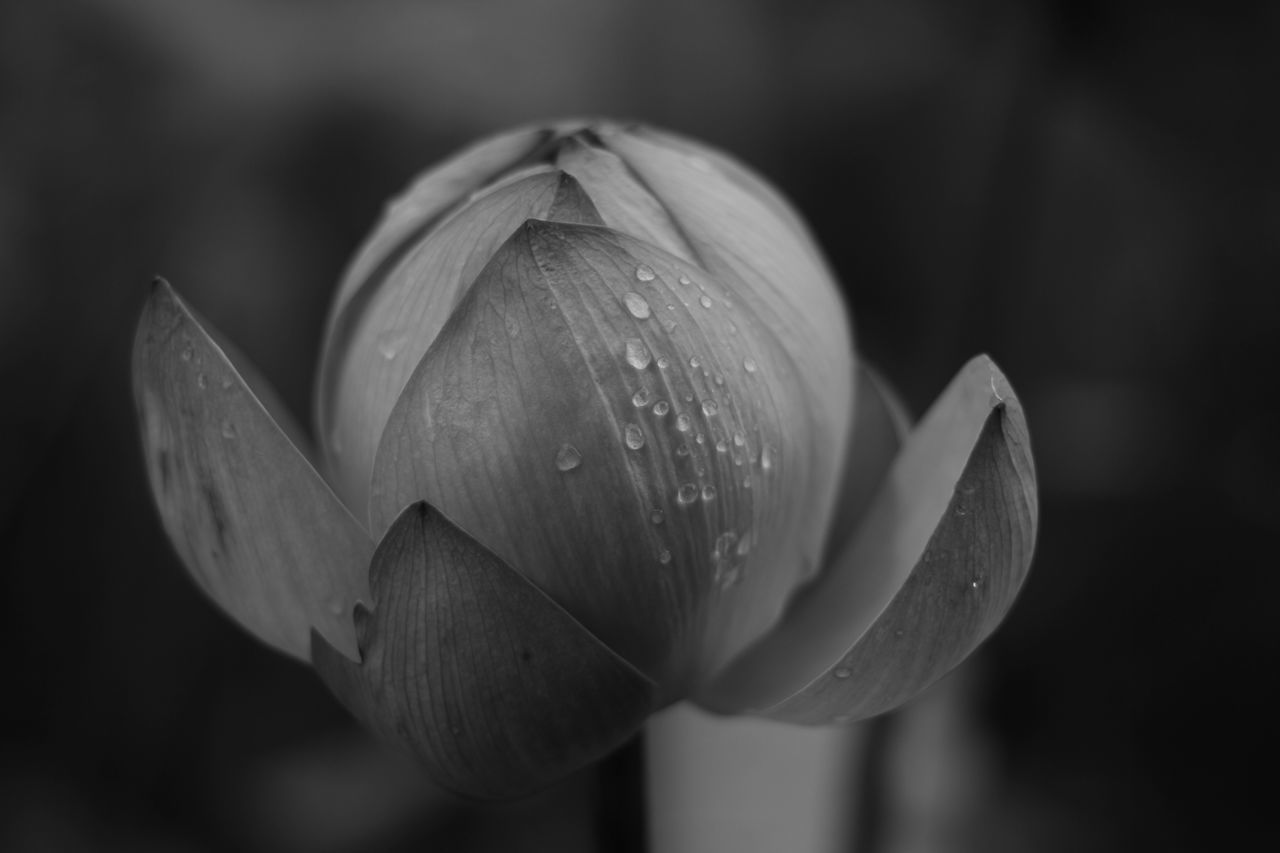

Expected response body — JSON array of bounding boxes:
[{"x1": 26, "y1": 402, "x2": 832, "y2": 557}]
[{"x1": 133, "y1": 119, "x2": 1037, "y2": 798}]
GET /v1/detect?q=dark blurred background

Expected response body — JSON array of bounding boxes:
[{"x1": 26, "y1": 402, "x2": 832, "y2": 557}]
[{"x1": 1, "y1": 0, "x2": 1276, "y2": 850}]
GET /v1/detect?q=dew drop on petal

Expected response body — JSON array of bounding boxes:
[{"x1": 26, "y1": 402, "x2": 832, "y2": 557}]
[
  {"x1": 635, "y1": 264, "x2": 656, "y2": 282},
  {"x1": 676, "y1": 413, "x2": 692, "y2": 432},
  {"x1": 653, "y1": 400, "x2": 670, "y2": 416},
  {"x1": 180, "y1": 345, "x2": 194, "y2": 362},
  {"x1": 220, "y1": 376, "x2": 234, "y2": 391},
  {"x1": 715, "y1": 438, "x2": 729, "y2": 453},
  {"x1": 623, "y1": 292, "x2": 651, "y2": 319},
  {"x1": 220, "y1": 420, "x2": 237, "y2": 439},
  {"x1": 743, "y1": 357, "x2": 758, "y2": 374},
  {"x1": 650, "y1": 508, "x2": 665, "y2": 525},
  {"x1": 376, "y1": 330, "x2": 406, "y2": 360},
  {"x1": 657, "y1": 356, "x2": 670, "y2": 370},
  {"x1": 196, "y1": 373, "x2": 207, "y2": 389},
  {"x1": 678, "y1": 274, "x2": 692, "y2": 286},
  {"x1": 760, "y1": 444, "x2": 775, "y2": 471},
  {"x1": 658, "y1": 548, "x2": 672, "y2": 564},
  {"x1": 625, "y1": 338, "x2": 652, "y2": 370},
  {"x1": 689, "y1": 356, "x2": 701, "y2": 369},
  {"x1": 555, "y1": 443, "x2": 582, "y2": 471},
  {"x1": 699, "y1": 294, "x2": 713, "y2": 309},
  {"x1": 625, "y1": 423, "x2": 646, "y2": 450},
  {"x1": 677, "y1": 483, "x2": 699, "y2": 506},
  {"x1": 675, "y1": 443, "x2": 691, "y2": 458},
  {"x1": 632, "y1": 388, "x2": 652, "y2": 408},
  {"x1": 695, "y1": 433, "x2": 705, "y2": 445},
  {"x1": 701, "y1": 484, "x2": 716, "y2": 502},
  {"x1": 701, "y1": 399, "x2": 719, "y2": 417},
  {"x1": 834, "y1": 666, "x2": 851, "y2": 680}
]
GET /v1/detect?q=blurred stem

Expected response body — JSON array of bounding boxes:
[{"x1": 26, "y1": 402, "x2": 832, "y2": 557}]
[
  {"x1": 645, "y1": 705, "x2": 867, "y2": 853},
  {"x1": 595, "y1": 733, "x2": 647, "y2": 853}
]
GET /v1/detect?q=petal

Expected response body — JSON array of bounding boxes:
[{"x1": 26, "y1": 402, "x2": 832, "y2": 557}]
[
  {"x1": 696, "y1": 356, "x2": 1037, "y2": 722},
  {"x1": 820, "y1": 361, "x2": 912, "y2": 566},
  {"x1": 319, "y1": 170, "x2": 601, "y2": 516},
  {"x1": 321, "y1": 125, "x2": 553, "y2": 343},
  {"x1": 370, "y1": 221, "x2": 822, "y2": 689},
  {"x1": 310, "y1": 502, "x2": 657, "y2": 799},
  {"x1": 601, "y1": 127, "x2": 857, "y2": 581},
  {"x1": 552, "y1": 131, "x2": 698, "y2": 264},
  {"x1": 133, "y1": 279, "x2": 372, "y2": 660}
]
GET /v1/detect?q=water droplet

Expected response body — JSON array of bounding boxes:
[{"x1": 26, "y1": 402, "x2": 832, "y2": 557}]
[
  {"x1": 714, "y1": 374, "x2": 725, "y2": 386},
  {"x1": 689, "y1": 355, "x2": 701, "y2": 369},
  {"x1": 742, "y1": 477, "x2": 752, "y2": 489},
  {"x1": 376, "y1": 330, "x2": 406, "y2": 360},
  {"x1": 623, "y1": 292, "x2": 651, "y2": 319},
  {"x1": 555, "y1": 443, "x2": 582, "y2": 471},
  {"x1": 505, "y1": 316, "x2": 520, "y2": 337},
  {"x1": 625, "y1": 423, "x2": 645, "y2": 450},
  {"x1": 220, "y1": 420, "x2": 237, "y2": 439},
  {"x1": 678, "y1": 274, "x2": 692, "y2": 286},
  {"x1": 625, "y1": 338, "x2": 652, "y2": 369},
  {"x1": 653, "y1": 400, "x2": 670, "y2": 416},
  {"x1": 677, "y1": 483, "x2": 699, "y2": 506},
  {"x1": 196, "y1": 373, "x2": 207, "y2": 389},
  {"x1": 650, "y1": 509, "x2": 664, "y2": 525},
  {"x1": 684, "y1": 393, "x2": 694, "y2": 403},
  {"x1": 760, "y1": 444, "x2": 776, "y2": 471},
  {"x1": 701, "y1": 399, "x2": 719, "y2": 417},
  {"x1": 715, "y1": 438, "x2": 729, "y2": 453},
  {"x1": 695, "y1": 433, "x2": 705, "y2": 445},
  {"x1": 955, "y1": 505, "x2": 968, "y2": 517},
  {"x1": 736, "y1": 534, "x2": 752, "y2": 557},
  {"x1": 635, "y1": 264, "x2": 656, "y2": 282},
  {"x1": 701, "y1": 484, "x2": 717, "y2": 502},
  {"x1": 733, "y1": 431, "x2": 746, "y2": 447},
  {"x1": 676, "y1": 413, "x2": 692, "y2": 432},
  {"x1": 666, "y1": 304, "x2": 676, "y2": 311},
  {"x1": 699, "y1": 294, "x2": 713, "y2": 309},
  {"x1": 676, "y1": 443, "x2": 691, "y2": 458},
  {"x1": 657, "y1": 356, "x2": 670, "y2": 369},
  {"x1": 834, "y1": 666, "x2": 851, "y2": 680},
  {"x1": 632, "y1": 388, "x2": 652, "y2": 407},
  {"x1": 180, "y1": 345, "x2": 194, "y2": 362},
  {"x1": 970, "y1": 579, "x2": 980, "y2": 590},
  {"x1": 743, "y1": 357, "x2": 758, "y2": 374},
  {"x1": 220, "y1": 376, "x2": 234, "y2": 391},
  {"x1": 894, "y1": 629, "x2": 905, "y2": 639},
  {"x1": 658, "y1": 548, "x2": 672, "y2": 564}
]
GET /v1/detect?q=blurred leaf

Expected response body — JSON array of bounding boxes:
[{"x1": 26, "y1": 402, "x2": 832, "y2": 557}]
[{"x1": 311, "y1": 502, "x2": 657, "y2": 799}]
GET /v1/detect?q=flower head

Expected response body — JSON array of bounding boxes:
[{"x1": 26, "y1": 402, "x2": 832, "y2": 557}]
[{"x1": 133, "y1": 120, "x2": 1037, "y2": 798}]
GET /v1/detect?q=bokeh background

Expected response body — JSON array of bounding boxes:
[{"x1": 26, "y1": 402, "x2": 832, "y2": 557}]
[{"x1": 2, "y1": 0, "x2": 1277, "y2": 850}]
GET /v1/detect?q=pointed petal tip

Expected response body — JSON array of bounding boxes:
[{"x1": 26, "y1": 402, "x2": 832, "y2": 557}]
[{"x1": 312, "y1": 499, "x2": 657, "y2": 799}]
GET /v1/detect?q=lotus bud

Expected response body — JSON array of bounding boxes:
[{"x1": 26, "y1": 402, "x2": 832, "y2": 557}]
[{"x1": 133, "y1": 120, "x2": 1037, "y2": 798}]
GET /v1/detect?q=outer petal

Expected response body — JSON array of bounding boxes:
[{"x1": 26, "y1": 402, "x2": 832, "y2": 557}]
[
  {"x1": 697, "y1": 356, "x2": 1037, "y2": 722},
  {"x1": 370, "y1": 221, "x2": 821, "y2": 690},
  {"x1": 600, "y1": 126, "x2": 856, "y2": 581},
  {"x1": 133, "y1": 279, "x2": 372, "y2": 660},
  {"x1": 319, "y1": 170, "x2": 601, "y2": 515},
  {"x1": 311, "y1": 503, "x2": 657, "y2": 799}
]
